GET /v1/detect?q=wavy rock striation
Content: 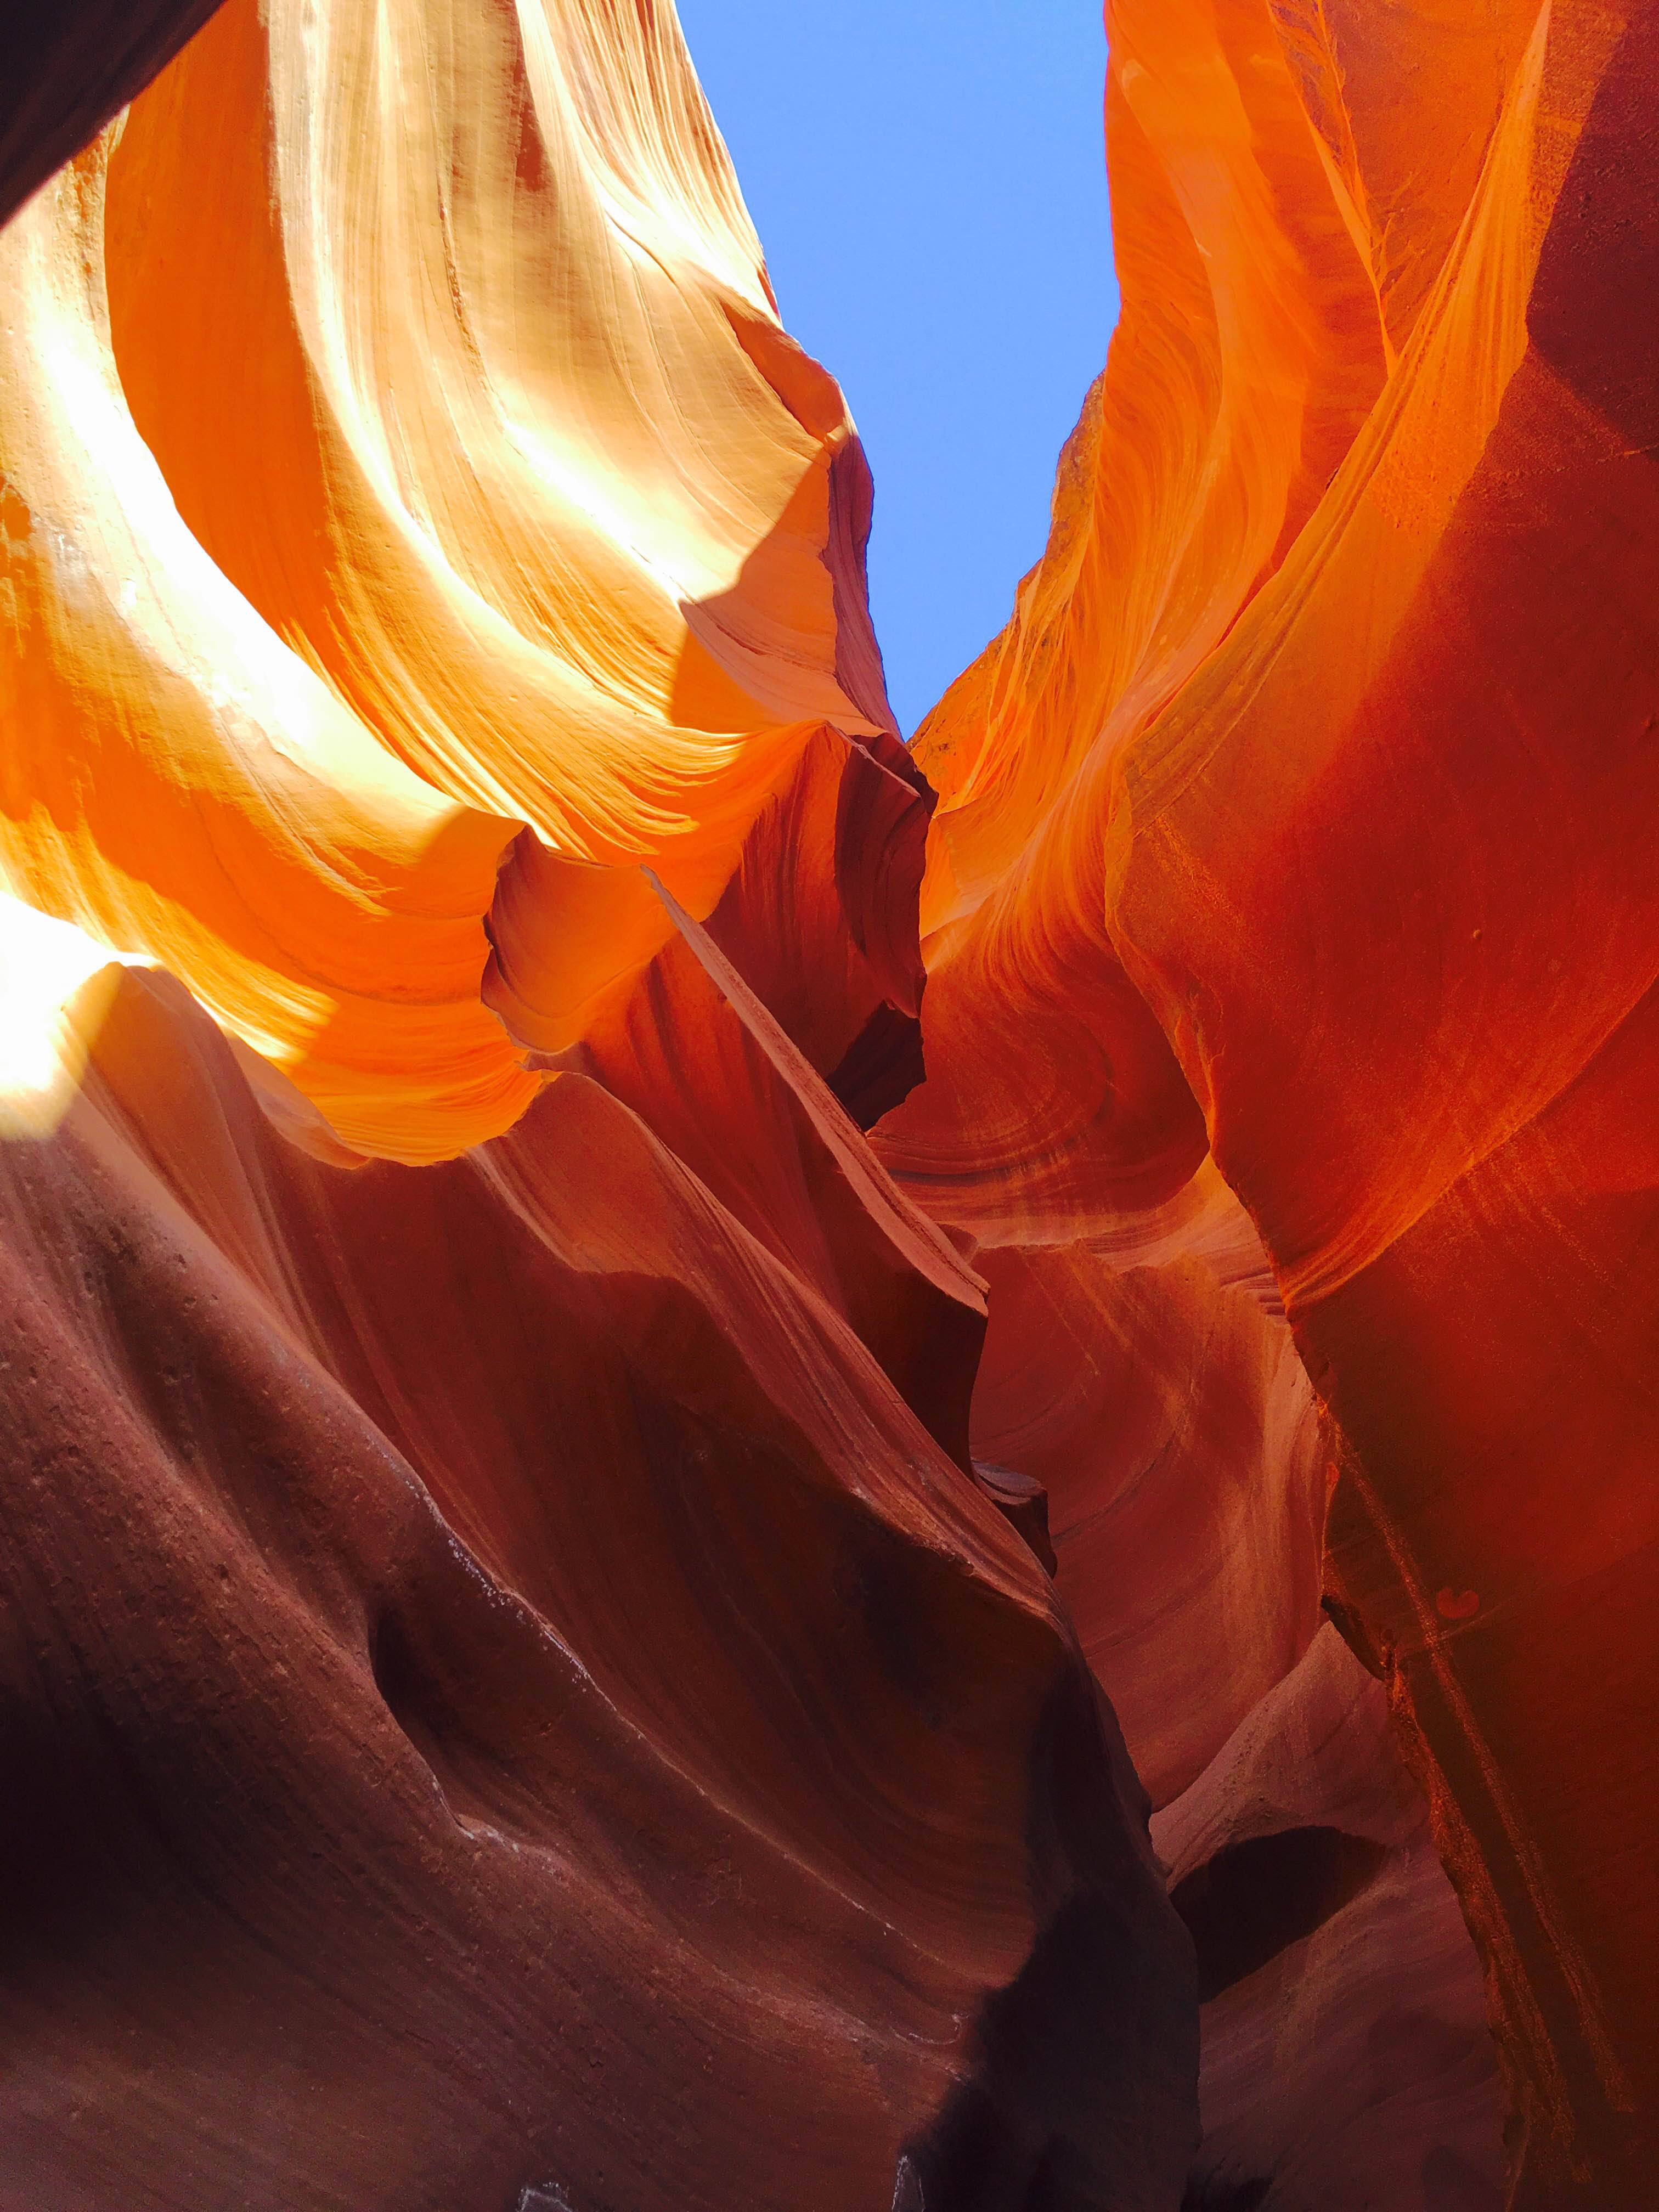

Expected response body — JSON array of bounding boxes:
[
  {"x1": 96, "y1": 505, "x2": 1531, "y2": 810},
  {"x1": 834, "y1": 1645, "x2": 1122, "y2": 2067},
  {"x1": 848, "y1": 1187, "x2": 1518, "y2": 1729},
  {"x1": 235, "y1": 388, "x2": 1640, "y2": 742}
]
[
  {"x1": 2, "y1": 0, "x2": 1656, "y2": 2207},
  {"x1": 0, "y1": 947, "x2": 1191, "y2": 2209},
  {"x1": 0, "y1": 3, "x2": 1195, "y2": 2206},
  {"x1": 878, "y1": 0, "x2": 1659, "y2": 2203}
]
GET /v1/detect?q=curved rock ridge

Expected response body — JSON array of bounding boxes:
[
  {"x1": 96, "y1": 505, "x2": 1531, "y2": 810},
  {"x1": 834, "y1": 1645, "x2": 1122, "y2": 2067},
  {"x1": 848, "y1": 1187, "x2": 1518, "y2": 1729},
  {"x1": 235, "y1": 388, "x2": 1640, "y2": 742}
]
[
  {"x1": 2, "y1": 0, "x2": 919, "y2": 1163},
  {"x1": 0, "y1": 923, "x2": 1194, "y2": 2209},
  {"x1": 1158, "y1": 1629, "x2": 1505, "y2": 2210},
  {"x1": 102, "y1": 0, "x2": 901, "y2": 1075},
  {"x1": 2, "y1": 0, "x2": 1657, "y2": 2208},
  {"x1": 0, "y1": 139, "x2": 537, "y2": 1163},
  {"x1": 875, "y1": 0, "x2": 1659, "y2": 2202},
  {"x1": 0, "y1": 5, "x2": 1198, "y2": 2204}
]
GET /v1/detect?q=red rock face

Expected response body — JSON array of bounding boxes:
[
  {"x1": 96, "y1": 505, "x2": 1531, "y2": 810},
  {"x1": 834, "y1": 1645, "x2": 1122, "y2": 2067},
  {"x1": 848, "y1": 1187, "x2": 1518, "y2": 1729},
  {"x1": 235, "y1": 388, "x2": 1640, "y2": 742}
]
[
  {"x1": 1158, "y1": 1629, "x2": 1505, "y2": 2211},
  {"x1": 0, "y1": 964, "x2": 1194, "y2": 2209},
  {"x1": 876, "y1": 0, "x2": 1658, "y2": 2203},
  {"x1": 1, "y1": 0, "x2": 1656, "y2": 2207},
  {"x1": 1111, "y1": 9, "x2": 1659, "y2": 2198}
]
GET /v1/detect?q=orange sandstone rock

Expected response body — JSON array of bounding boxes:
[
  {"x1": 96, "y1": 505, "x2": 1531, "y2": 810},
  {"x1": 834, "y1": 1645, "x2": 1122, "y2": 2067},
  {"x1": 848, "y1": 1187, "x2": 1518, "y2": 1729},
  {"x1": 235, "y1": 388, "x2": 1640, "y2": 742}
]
[
  {"x1": 4, "y1": 0, "x2": 1658, "y2": 2204},
  {"x1": 3, "y1": 0, "x2": 922, "y2": 1163},
  {"x1": 103, "y1": 0, "x2": 900, "y2": 1069},
  {"x1": 879, "y1": 0, "x2": 1659, "y2": 2200},
  {"x1": 0, "y1": 4, "x2": 1198, "y2": 2207},
  {"x1": 0, "y1": 957, "x2": 1192, "y2": 2210},
  {"x1": 1108, "y1": 9, "x2": 1659, "y2": 2194}
]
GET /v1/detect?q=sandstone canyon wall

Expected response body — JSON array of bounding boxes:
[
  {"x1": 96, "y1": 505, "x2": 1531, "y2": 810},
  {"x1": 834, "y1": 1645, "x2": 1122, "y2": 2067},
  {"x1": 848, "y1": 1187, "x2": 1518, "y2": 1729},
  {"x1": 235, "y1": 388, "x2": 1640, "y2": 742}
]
[
  {"x1": 880, "y1": 0, "x2": 1659, "y2": 2202},
  {"x1": 0, "y1": 1, "x2": 1655, "y2": 2208}
]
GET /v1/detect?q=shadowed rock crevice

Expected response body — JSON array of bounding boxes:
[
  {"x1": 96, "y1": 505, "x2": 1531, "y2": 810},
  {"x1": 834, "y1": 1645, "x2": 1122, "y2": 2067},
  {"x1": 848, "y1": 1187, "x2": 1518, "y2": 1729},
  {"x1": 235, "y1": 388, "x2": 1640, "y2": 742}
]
[
  {"x1": 895, "y1": 1673, "x2": 1197, "y2": 2212},
  {"x1": 1170, "y1": 1826, "x2": 1391, "y2": 2004}
]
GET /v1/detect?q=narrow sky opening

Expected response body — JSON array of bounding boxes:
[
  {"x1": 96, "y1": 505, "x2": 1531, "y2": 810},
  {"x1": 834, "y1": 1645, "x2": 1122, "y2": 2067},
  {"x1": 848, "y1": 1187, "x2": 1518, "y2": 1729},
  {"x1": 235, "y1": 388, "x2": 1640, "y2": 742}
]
[{"x1": 675, "y1": 1, "x2": 1119, "y2": 737}]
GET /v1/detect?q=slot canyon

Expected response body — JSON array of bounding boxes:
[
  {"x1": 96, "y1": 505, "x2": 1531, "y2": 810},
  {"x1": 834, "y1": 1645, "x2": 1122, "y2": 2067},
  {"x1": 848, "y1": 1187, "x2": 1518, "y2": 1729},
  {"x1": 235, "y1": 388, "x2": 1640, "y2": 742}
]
[{"x1": 0, "y1": 1, "x2": 1655, "y2": 2206}]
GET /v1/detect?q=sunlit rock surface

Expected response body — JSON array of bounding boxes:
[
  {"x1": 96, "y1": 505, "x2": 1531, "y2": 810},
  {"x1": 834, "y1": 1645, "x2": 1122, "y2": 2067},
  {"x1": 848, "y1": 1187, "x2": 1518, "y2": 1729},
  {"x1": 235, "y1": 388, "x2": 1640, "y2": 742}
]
[
  {"x1": 4, "y1": 0, "x2": 915, "y2": 1160},
  {"x1": 2, "y1": 0, "x2": 1655, "y2": 2207},
  {"x1": 878, "y1": 0, "x2": 1659, "y2": 2202},
  {"x1": 0, "y1": 4, "x2": 1194, "y2": 2206}
]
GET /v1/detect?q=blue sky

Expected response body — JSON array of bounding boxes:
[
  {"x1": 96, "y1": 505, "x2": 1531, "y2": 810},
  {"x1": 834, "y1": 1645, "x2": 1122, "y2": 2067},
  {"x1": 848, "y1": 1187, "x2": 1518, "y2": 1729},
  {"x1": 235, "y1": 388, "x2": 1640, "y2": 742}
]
[{"x1": 674, "y1": 1, "x2": 1120, "y2": 736}]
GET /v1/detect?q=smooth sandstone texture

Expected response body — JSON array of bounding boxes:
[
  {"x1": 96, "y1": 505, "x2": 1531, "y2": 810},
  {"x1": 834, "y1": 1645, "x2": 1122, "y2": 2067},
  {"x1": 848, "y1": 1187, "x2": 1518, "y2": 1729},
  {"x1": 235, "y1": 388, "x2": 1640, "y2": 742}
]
[
  {"x1": 102, "y1": 0, "x2": 901, "y2": 1067},
  {"x1": 0, "y1": 949, "x2": 1195, "y2": 2212},
  {"x1": 0, "y1": 142, "x2": 536, "y2": 1163},
  {"x1": 969, "y1": 1209, "x2": 1326, "y2": 1814},
  {"x1": 2, "y1": 0, "x2": 1656, "y2": 2208},
  {"x1": 876, "y1": 0, "x2": 1658, "y2": 2203},
  {"x1": 0, "y1": 3, "x2": 1199, "y2": 2208},
  {"x1": 1157, "y1": 1629, "x2": 1505, "y2": 2211},
  {"x1": 3, "y1": 0, "x2": 926, "y2": 1162}
]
